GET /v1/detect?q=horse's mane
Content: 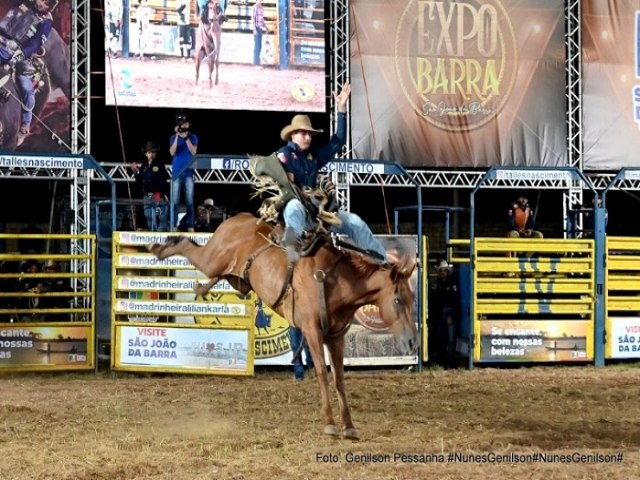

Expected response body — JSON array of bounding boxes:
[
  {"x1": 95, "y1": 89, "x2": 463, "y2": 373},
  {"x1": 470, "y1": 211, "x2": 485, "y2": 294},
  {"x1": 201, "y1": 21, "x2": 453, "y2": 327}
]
[{"x1": 334, "y1": 246, "x2": 381, "y2": 278}]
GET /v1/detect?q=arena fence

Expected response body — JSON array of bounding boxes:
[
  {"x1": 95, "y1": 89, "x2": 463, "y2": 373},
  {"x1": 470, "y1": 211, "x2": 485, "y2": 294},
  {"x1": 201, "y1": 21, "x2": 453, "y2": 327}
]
[
  {"x1": 0, "y1": 233, "x2": 96, "y2": 371},
  {"x1": 111, "y1": 231, "x2": 255, "y2": 375}
]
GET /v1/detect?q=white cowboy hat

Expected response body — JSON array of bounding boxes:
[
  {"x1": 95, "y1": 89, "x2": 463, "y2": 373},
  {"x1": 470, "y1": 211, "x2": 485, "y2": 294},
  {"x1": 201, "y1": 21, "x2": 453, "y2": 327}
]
[
  {"x1": 435, "y1": 259, "x2": 452, "y2": 271},
  {"x1": 280, "y1": 115, "x2": 323, "y2": 141}
]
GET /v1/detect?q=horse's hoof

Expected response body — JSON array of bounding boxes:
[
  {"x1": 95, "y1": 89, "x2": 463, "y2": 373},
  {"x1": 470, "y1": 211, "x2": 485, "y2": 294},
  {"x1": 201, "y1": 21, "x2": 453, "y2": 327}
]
[
  {"x1": 323, "y1": 425, "x2": 340, "y2": 437},
  {"x1": 343, "y1": 428, "x2": 359, "y2": 440}
]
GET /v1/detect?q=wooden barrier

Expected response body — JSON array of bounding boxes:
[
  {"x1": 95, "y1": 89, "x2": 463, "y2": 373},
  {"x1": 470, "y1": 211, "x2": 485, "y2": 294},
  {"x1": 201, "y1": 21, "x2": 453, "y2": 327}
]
[{"x1": 111, "y1": 232, "x2": 254, "y2": 376}]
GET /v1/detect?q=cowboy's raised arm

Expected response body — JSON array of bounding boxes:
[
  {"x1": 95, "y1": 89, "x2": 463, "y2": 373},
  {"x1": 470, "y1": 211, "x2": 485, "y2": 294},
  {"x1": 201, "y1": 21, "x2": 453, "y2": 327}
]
[{"x1": 334, "y1": 81, "x2": 351, "y2": 113}]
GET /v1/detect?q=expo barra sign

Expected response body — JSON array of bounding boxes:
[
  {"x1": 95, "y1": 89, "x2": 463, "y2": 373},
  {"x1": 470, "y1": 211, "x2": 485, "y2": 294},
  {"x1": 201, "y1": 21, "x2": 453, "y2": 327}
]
[{"x1": 394, "y1": 0, "x2": 517, "y2": 132}]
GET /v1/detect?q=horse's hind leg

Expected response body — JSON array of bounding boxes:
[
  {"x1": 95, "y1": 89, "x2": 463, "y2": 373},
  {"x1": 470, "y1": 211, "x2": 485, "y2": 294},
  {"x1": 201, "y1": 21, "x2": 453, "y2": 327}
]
[
  {"x1": 326, "y1": 335, "x2": 358, "y2": 439},
  {"x1": 214, "y1": 56, "x2": 219, "y2": 85},
  {"x1": 195, "y1": 48, "x2": 204, "y2": 86},
  {"x1": 147, "y1": 239, "x2": 182, "y2": 260},
  {"x1": 194, "y1": 277, "x2": 220, "y2": 295}
]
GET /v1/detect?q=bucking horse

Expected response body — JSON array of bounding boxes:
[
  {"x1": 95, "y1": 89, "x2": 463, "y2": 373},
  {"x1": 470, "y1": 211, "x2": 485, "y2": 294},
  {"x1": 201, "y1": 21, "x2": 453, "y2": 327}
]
[{"x1": 148, "y1": 212, "x2": 418, "y2": 439}]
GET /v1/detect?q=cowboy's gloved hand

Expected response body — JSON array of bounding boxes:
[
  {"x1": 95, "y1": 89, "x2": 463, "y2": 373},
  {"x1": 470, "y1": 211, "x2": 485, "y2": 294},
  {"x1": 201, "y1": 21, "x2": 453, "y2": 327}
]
[{"x1": 9, "y1": 50, "x2": 24, "y2": 68}]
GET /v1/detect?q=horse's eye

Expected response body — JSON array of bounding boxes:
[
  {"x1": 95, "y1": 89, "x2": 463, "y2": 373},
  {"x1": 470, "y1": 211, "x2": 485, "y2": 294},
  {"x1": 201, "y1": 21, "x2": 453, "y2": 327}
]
[{"x1": 394, "y1": 297, "x2": 401, "y2": 305}]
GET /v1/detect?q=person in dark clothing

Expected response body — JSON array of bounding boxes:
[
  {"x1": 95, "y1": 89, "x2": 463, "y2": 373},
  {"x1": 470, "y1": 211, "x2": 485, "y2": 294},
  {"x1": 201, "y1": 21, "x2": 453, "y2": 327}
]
[
  {"x1": 131, "y1": 141, "x2": 170, "y2": 231},
  {"x1": 18, "y1": 221, "x2": 45, "y2": 254},
  {"x1": 507, "y1": 195, "x2": 543, "y2": 239},
  {"x1": 276, "y1": 82, "x2": 387, "y2": 264},
  {"x1": 40, "y1": 259, "x2": 70, "y2": 321},
  {"x1": 431, "y1": 260, "x2": 459, "y2": 368}
]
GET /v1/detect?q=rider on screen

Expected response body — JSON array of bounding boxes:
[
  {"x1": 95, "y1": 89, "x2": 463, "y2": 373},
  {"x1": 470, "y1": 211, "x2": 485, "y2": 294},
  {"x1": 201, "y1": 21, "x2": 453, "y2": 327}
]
[{"x1": 0, "y1": 0, "x2": 58, "y2": 146}]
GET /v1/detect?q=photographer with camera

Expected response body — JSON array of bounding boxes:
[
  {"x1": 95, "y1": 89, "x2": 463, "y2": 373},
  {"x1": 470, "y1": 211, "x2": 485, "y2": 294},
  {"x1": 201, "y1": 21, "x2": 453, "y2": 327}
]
[{"x1": 169, "y1": 113, "x2": 198, "y2": 232}]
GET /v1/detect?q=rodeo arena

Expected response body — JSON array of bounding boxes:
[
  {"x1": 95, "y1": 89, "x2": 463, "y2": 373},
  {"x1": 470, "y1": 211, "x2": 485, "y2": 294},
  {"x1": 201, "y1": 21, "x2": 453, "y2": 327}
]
[{"x1": 2, "y1": 0, "x2": 640, "y2": 479}]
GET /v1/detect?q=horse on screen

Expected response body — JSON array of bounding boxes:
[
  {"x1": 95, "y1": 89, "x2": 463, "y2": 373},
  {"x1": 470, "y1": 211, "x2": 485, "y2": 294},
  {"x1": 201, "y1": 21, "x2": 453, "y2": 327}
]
[{"x1": 194, "y1": 0, "x2": 222, "y2": 87}]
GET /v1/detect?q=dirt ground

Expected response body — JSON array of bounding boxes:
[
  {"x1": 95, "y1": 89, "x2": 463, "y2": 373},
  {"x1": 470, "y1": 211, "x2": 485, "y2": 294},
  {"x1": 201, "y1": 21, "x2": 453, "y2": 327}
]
[
  {"x1": 104, "y1": 56, "x2": 326, "y2": 112},
  {"x1": 1, "y1": 365, "x2": 639, "y2": 480}
]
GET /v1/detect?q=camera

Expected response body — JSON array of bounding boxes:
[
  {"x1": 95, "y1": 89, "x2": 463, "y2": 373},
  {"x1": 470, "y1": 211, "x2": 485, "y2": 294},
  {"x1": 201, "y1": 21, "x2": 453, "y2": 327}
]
[{"x1": 177, "y1": 126, "x2": 189, "y2": 133}]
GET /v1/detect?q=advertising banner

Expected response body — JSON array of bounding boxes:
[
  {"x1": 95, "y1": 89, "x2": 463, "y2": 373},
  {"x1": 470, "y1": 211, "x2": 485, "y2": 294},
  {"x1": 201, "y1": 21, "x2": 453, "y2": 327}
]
[
  {"x1": 0, "y1": 1, "x2": 71, "y2": 153},
  {"x1": 582, "y1": 1, "x2": 640, "y2": 169},
  {"x1": 478, "y1": 320, "x2": 591, "y2": 362},
  {"x1": 0, "y1": 325, "x2": 92, "y2": 369},
  {"x1": 112, "y1": 232, "x2": 421, "y2": 368},
  {"x1": 350, "y1": 0, "x2": 566, "y2": 167},
  {"x1": 116, "y1": 325, "x2": 252, "y2": 375},
  {"x1": 608, "y1": 317, "x2": 640, "y2": 359}
]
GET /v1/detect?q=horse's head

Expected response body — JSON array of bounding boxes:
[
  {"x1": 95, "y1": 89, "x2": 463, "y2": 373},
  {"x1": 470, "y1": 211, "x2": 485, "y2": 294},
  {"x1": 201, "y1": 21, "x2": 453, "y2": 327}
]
[
  {"x1": 206, "y1": 0, "x2": 220, "y2": 23},
  {"x1": 377, "y1": 256, "x2": 418, "y2": 355}
]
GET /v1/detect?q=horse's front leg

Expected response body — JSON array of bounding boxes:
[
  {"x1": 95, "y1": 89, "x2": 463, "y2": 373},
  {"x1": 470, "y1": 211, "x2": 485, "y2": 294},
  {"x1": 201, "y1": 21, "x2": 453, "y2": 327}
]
[
  {"x1": 326, "y1": 334, "x2": 358, "y2": 439},
  {"x1": 302, "y1": 322, "x2": 339, "y2": 437},
  {"x1": 195, "y1": 50, "x2": 202, "y2": 86},
  {"x1": 208, "y1": 58, "x2": 214, "y2": 88}
]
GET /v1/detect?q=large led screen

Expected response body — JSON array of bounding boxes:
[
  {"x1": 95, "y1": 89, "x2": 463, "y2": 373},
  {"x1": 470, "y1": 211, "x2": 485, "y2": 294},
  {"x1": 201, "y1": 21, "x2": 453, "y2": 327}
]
[
  {"x1": 0, "y1": 0, "x2": 71, "y2": 153},
  {"x1": 104, "y1": 0, "x2": 326, "y2": 112}
]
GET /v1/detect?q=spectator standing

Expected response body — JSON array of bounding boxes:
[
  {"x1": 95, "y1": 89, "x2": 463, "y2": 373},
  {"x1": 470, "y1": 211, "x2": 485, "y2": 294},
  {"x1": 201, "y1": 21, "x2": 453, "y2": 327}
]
[
  {"x1": 40, "y1": 260, "x2": 70, "y2": 321},
  {"x1": 252, "y1": 0, "x2": 267, "y2": 67},
  {"x1": 169, "y1": 113, "x2": 198, "y2": 231},
  {"x1": 431, "y1": 260, "x2": 458, "y2": 369},
  {"x1": 105, "y1": 0, "x2": 122, "y2": 58},
  {"x1": 177, "y1": 0, "x2": 192, "y2": 61},
  {"x1": 289, "y1": 326, "x2": 314, "y2": 381},
  {"x1": 131, "y1": 141, "x2": 170, "y2": 231},
  {"x1": 507, "y1": 194, "x2": 543, "y2": 239},
  {"x1": 136, "y1": 0, "x2": 154, "y2": 59}
]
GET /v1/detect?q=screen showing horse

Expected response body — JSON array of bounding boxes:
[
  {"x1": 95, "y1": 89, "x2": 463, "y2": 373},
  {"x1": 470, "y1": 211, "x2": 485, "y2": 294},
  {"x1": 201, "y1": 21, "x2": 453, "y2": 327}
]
[
  {"x1": 104, "y1": 0, "x2": 326, "y2": 112},
  {"x1": 0, "y1": 0, "x2": 71, "y2": 153}
]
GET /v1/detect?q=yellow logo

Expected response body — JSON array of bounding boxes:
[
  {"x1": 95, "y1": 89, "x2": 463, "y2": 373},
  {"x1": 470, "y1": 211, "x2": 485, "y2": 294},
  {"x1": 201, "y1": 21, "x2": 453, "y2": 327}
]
[
  {"x1": 291, "y1": 80, "x2": 315, "y2": 103},
  {"x1": 394, "y1": 0, "x2": 517, "y2": 132}
]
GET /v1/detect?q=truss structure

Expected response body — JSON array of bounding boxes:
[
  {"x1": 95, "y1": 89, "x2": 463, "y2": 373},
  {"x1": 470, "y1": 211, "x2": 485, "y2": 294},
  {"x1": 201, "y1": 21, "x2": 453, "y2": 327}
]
[{"x1": 10, "y1": 0, "x2": 640, "y2": 263}]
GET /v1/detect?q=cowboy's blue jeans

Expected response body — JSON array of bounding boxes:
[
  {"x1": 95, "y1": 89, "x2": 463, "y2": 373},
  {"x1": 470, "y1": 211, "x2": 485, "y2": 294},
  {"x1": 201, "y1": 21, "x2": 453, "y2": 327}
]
[
  {"x1": 0, "y1": 49, "x2": 35, "y2": 128},
  {"x1": 253, "y1": 30, "x2": 263, "y2": 65},
  {"x1": 289, "y1": 326, "x2": 313, "y2": 380},
  {"x1": 143, "y1": 195, "x2": 168, "y2": 232},
  {"x1": 16, "y1": 73, "x2": 34, "y2": 127},
  {"x1": 171, "y1": 174, "x2": 194, "y2": 229},
  {"x1": 282, "y1": 198, "x2": 387, "y2": 260}
]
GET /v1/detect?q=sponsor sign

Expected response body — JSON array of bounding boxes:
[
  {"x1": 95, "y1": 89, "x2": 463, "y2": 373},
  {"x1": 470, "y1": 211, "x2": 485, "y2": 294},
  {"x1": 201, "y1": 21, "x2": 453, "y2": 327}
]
[{"x1": 117, "y1": 325, "x2": 252, "y2": 374}]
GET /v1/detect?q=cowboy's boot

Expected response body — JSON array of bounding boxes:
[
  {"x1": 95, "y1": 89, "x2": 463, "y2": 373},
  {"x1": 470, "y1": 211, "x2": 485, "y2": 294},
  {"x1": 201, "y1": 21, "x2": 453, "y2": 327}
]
[
  {"x1": 283, "y1": 226, "x2": 300, "y2": 264},
  {"x1": 16, "y1": 123, "x2": 29, "y2": 147}
]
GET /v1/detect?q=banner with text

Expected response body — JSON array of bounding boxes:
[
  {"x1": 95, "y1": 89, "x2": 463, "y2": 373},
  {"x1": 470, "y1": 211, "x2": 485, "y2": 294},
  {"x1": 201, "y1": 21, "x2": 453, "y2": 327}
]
[
  {"x1": 116, "y1": 325, "x2": 252, "y2": 375},
  {"x1": 350, "y1": 0, "x2": 566, "y2": 167},
  {"x1": 0, "y1": 325, "x2": 92, "y2": 370},
  {"x1": 479, "y1": 320, "x2": 591, "y2": 362},
  {"x1": 608, "y1": 317, "x2": 640, "y2": 359}
]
